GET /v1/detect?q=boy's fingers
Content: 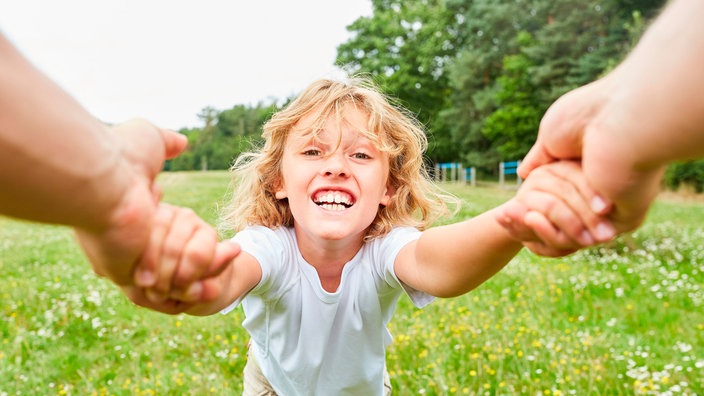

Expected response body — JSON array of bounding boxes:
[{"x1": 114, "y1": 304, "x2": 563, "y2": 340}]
[
  {"x1": 170, "y1": 278, "x2": 224, "y2": 303},
  {"x1": 496, "y1": 202, "x2": 540, "y2": 242},
  {"x1": 151, "y1": 182, "x2": 163, "y2": 204},
  {"x1": 146, "y1": 289, "x2": 169, "y2": 304},
  {"x1": 524, "y1": 211, "x2": 577, "y2": 250},
  {"x1": 171, "y1": 225, "x2": 218, "y2": 288},
  {"x1": 169, "y1": 241, "x2": 239, "y2": 302},
  {"x1": 518, "y1": 190, "x2": 589, "y2": 246},
  {"x1": 134, "y1": 204, "x2": 177, "y2": 287},
  {"x1": 198, "y1": 278, "x2": 224, "y2": 301},
  {"x1": 523, "y1": 165, "x2": 613, "y2": 244},
  {"x1": 537, "y1": 163, "x2": 615, "y2": 240},
  {"x1": 153, "y1": 207, "x2": 198, "y2": 293},
  {"x1": 524, "y1": 241, "x2": 576, "y2": 258},
  {"x1": 168, "y1": 282, "x2": 204, "y2": 303},
  {"x1": 122, "y1": 285, "x2": 191, "y2": 315},
  {"x1": 205, "y1": 241, "x2": 241, "y2": 278}
]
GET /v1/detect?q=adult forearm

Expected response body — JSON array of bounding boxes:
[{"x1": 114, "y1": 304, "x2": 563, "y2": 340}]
[
  {"x1": 594, "y1": 0, "x2": 704, "y2": 169},
  {"x1": 573, "y1": 0, "x2": 704, "y2": 229},
  {"x1": 0, "y1": 34, "x2": 129, "y2": 231}
]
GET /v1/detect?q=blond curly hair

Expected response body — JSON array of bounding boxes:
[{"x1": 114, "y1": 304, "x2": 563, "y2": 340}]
[{"x1": 219, "y1": 76, "x2": 458, "y2": 240}]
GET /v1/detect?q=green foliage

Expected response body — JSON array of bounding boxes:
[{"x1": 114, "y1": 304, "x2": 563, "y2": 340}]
[
  {"x1": 664, "y1": 160, "x2": 704, "y2": 193},
  {"x1": 482, "y1": 32, "x2": 544, "y2": 161},
  {"x1": 162, "y1": 0, "x2": 698, "y2": 188},
  {"x1": 166, "y1": 103, "x2": 277, "y2": 171},
  {"x1": 336, "y1": 0, "x2": 463, "y2": 163},
  {"x1": 437, "y1": 0, "x2": 665, "y2": 171}
]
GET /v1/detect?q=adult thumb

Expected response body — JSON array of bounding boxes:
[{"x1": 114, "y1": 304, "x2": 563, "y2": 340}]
[
  {"x1": 518, "y1": 144, "x2": 554, "y2": 179},
  {"x1": 161, "y1": 129, "x2": 188, "y2": 160}
]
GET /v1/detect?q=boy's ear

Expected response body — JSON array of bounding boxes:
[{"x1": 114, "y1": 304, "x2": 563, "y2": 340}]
[
  {"x1": 270, "y1": 176, "x2": 287, "y2": 200},
  {"x1": 380, "y1": 183, "x2": 395, "y2": 206},
  {"x1": 270, "y1": 173, "x2": 287, "y2": 199}
]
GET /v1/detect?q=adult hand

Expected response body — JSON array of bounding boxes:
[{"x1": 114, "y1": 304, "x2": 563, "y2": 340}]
[
  {"x1": 75, "y1": 119, "x2": 189, "y2": 285},
  {"x1": 517, "y1": 78, "x2": 665, "y2": 236},
  {"x1": 517, "y1": 0, "x2": 704, "y2": 238}
]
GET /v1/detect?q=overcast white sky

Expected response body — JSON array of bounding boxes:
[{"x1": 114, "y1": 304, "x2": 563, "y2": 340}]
[{"x1": 0, "y1": 0, "x2": 371, "y2": 129}]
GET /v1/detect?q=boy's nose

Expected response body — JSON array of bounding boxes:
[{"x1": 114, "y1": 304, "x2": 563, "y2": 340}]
[{"x1": 322, "y1": 152, "x2": 349, "y2": 177}]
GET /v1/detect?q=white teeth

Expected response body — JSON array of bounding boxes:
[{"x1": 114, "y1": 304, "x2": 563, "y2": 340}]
[
  {"x1": 315, "y1": 191, "x2": 352, "y2": 208},
  {"x1": 320, "y1": 203, "x2": 345, "y2": 211}
]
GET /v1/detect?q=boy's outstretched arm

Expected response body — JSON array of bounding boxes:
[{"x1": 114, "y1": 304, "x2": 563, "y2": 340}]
[
  {"x1": 395, "y1": 161, "x2": 612, "y2": 298},
  {"x1": 395, "y1": 207, "x2": 523, "y2": 298}
]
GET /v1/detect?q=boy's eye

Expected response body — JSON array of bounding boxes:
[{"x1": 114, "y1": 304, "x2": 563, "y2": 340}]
[
  {"x1": 302, "y1": 149, "x2": 322, "y2": 156},
  {"x1": 352, "y1": 152, "x2": 372, "y2": 160}
]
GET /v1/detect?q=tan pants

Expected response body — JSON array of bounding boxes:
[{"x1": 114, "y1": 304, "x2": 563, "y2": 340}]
[
  {"x1": 242, "y1": 345, "x2": 392, "y2": 395},
  {"x1": 242, "y1": 347, "x2": 277, "y2": 396}
]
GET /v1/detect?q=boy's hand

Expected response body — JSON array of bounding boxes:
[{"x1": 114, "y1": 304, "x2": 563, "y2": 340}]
[
  {"x1": 497, "y1": 161, "x2": 615, "y2": 257},
  {"x1": 126, "y1": 203, "x2": 240, "y2": 312}
]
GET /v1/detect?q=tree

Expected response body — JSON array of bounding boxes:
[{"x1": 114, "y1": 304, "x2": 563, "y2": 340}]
[
  {"x1": 442, "y1": 0, "x2": 542, "y2": 170},
  {"x1": 665, "y1": 161, "x2": 704, "y2": 193},
  {"x1": 165, "y1": 103, "x2": 277, "y2": 171},
  {"x1": 336, "y1": 0, "x2": 463, "y2": 162},
  {"x1": 482, "y1": 32, "x2": 543, "y2": 161},
  {"x1": 443, "y1": 0, "x2": 665, "y2": 171}
]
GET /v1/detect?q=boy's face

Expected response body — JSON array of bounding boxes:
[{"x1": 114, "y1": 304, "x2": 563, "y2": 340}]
[{"x1": 275, "y1": 105, "x2": 392, "y2": 246}]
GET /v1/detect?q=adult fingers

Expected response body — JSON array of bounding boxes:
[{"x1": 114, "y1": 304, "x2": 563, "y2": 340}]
[
  {"x1": 499, "y1": 194, "x2": 590, "y2": 248},
  {"x1": 112, "y1": 119, "x2": 185, "y2": 176},
  {"x1": 160, "y1": 128, "x2": 188, "y2": 159},
  {"x1": 519, "y1": 85, "x2": 598, "y2": 178},
  {"x1": 538, "y1": 161, "x2": 612, "y2": 214},
  {"x1": 518, "y1": 144, "x2": 556, "y2": 179}
]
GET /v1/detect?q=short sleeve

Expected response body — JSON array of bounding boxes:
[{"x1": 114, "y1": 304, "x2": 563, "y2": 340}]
[
  {"x1": 376, "y1": 227, "x2": 435, "y2": 308},
  {"x1": 220, "y1": 226, "x2": 289, "y2": 314}
]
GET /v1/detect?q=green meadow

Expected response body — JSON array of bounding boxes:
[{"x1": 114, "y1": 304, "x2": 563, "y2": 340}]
[{"x1": 1, "y1": 171, "x2": 702, "y2": 395}]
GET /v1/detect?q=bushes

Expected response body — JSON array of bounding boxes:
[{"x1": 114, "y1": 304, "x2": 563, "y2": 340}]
[{"x1": 664, "y1": 160, "x2": 704, "y2": 193}]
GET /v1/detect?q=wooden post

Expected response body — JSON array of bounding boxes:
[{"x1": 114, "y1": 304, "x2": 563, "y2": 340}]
[{"x1": 499, "y1": 162, "x2": 505, "y2": 186}]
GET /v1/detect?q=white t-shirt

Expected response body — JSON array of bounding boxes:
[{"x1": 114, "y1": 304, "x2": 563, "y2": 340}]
[{"x1": 222, "y1": 225, "x2": 433, "y2": 396}]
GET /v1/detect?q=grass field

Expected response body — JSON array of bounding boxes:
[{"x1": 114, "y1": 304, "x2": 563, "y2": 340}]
[{"x1": 1, "y1": 171, "x2": 702, "y2": 395}]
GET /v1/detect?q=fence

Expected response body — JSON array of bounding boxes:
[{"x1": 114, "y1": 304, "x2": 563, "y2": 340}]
[
  {"x1": 499, "y1": 160, "x2": 522, "y2": 187},
  {"x1": 433, "y1": 161, "x2": 522, "y2": 187},
  {"x1": 434, "y1": 162, "x2": 476, "y2": 186}
]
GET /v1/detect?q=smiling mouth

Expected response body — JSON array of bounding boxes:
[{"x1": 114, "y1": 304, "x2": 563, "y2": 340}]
[{"x1": 313, "y1": 190, "x2": 354, "y2": 211}]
